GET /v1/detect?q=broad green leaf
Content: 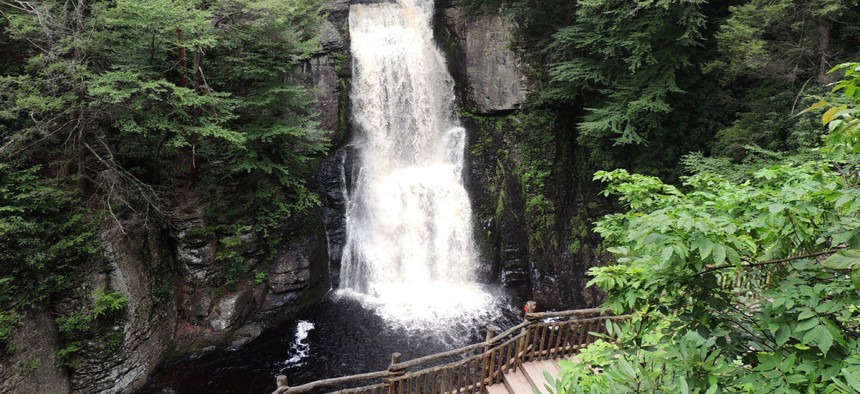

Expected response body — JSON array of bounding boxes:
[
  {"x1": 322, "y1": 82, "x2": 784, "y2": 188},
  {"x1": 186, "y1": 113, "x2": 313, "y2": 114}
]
[
  {"x1": 714, "y1": 244, "x2": 726, "y2": 265},
  {"x1": 796, "y1": 318, "x2": 818, "y2": 332},
  {"x1": 775, "y1": 325, "x2": 791, "y2": 346},
  {"x1": 769, "y1": 203, "x2": 786, "y2": 214},
  {"x1": 836, "y1": 194, "x2": 855, "y2": 209},
  {"x1": 797, "y1": 309, "x2": 815, "y2": 320},
  {"x1": 786, "y1": 375, "x2": 807, "y2": 384},
  {"x1": 852, "y1": 268, "x2": 860, "y2": 291},
  {"x1": 832, "y1": 231, "x2": 855, "y2": 245},
  {"x1": 661, "y1": 246, "x2": 673, "y2": 262},
  {"x1": 799, "y1": 100, "x2": 827, "y2": 115},
  {"x1": 699, "y1": 238, "x2": 714, "y2": 260},
  {"x1": 818, "y1": 327, "x2": 834, "y2": 356},
  {"x1": 843, "y1": 368, "x2": 860, "y2": 392},
  {"x1": 823, "y1": 107, "x2": 842, "y2": 125},
  {"x1": 823, "y1": 250, "x2": 860, "y2": 270}
]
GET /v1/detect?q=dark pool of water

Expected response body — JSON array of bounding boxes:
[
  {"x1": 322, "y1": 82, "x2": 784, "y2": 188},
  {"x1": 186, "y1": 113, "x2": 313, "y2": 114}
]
[{"x1": 137, "y1": 288, "x2": 522, "y2": 394}]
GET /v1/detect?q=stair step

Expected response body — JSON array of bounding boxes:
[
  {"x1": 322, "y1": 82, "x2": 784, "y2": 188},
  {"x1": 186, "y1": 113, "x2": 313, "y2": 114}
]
[
  {"x1": 502, "y1": 369, "x2": 534, "y2": 394},
  {"x1": 521, "y1": 360, "x2": 559, "y2": 394},
  {"x1": 484, "y1": 383, "x2": 512, "y2": 394}
]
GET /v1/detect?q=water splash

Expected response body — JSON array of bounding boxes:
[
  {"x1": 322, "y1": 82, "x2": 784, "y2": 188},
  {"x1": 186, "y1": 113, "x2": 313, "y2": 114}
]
[
  {"x1": 340, "y1": 0, "x2": 495, "y2": 325},
  {"x1": 282, "y1": 321, "x2": 315, "y2": 367}
]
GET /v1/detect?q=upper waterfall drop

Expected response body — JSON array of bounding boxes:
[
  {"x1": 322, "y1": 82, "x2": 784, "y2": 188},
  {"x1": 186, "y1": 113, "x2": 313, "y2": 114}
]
[{"x1": 339, "y1": 0, "x2": 495, "y2": 324}]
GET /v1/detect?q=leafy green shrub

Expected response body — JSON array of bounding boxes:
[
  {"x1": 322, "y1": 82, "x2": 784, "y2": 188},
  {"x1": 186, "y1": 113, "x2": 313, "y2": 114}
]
[
  {"x1": 25, "y1": 358, "x2": 40, "y2": 371},
  {"x1": 92, "y1": 291, "x2": 128, "y2": 320},
  {"x1": 0, "y1": 312, "x2": 19, "y2": 353},
  {"x1": 215, "y1": 227, "x2": 249, "y2": 288},
  {"x1": 551, "y1": 64, "x2": 860, "y2": 393},
  {"x1": 150, "y1": 281, "x2": 174, "y2": 305},
  {"x1": 56, "y1": 343, "x2": 82, "y2": 369},
  {"x1": 104, "y1": 329, "x2": 124, "y2": 353},
  {"x1": 0, "y1": 165, "x2": 97, "y2": 312},
  {"x1": 55, "y1": 313, "x2": 92, "y2": 336}
]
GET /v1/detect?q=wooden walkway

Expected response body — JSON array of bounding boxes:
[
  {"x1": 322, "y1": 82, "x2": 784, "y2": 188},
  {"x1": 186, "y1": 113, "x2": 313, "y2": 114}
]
[{"x1": 272, "y1": 305, "x2": 627, "y2": 394}]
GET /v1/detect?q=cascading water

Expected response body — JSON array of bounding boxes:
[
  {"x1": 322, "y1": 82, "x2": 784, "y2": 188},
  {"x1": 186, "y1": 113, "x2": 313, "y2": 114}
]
[{"x1": 339, "y1": 0, "x2": 496, "y2": 325}]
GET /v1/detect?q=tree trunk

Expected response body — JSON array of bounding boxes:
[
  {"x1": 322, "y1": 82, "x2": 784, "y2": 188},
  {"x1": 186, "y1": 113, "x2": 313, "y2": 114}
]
[
  {"x1": 74, "y1": 0, "x2": 90, "y2": 195},
  {"x1": 816, "y1": 20, "x2": 833, "y2": 85},
  {"x1": 194, "y1": 48, "x2": 204, "y2": 93},
  {"x1": 177, "y1": 29, "x2": 188, "y2": 88}
]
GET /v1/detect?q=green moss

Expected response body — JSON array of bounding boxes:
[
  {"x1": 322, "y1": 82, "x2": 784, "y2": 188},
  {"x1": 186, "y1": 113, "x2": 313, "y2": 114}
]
[
  {"x1": 56, "y1": 342, "x2": 82, "y2": 369},
  {"x1": 151, "y1": 281, "x2": 174, "y2": 305},
  {"x1": 25, "y1": 358, "x2": 41, "y2": 371},
  {"x1": 0, "y1": 312, "x2": 20, "y2": 354},
  {"x1": 568, "y1": 239, "x2": 581, "y2": 254},
  {"x1": 338, "y1": 77, "x2": 350, "y2": 143},
  {"x1": 104, "y1": 329, "x2": 124, "y2": 353},
  {"x1": 56, "y1": 313, "x2": 93, "y2": 336}
]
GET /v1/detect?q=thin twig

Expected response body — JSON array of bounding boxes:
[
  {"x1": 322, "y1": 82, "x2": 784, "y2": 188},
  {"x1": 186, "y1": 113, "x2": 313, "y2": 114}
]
[{"x1": 695, "y1": 247, "x2": 847, "y2": 276}]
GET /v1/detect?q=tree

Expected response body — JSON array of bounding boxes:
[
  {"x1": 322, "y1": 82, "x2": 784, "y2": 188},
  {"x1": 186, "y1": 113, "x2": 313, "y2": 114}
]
[
  {"x1": 708, "y1": 0, "x2": 860, "y2": 84},
  {"x1": 545, "y1": 0, "x2": 708, "y2": 146},
  {"x1": 547, "y1": 64, "x2": 860, "y2": 393}
]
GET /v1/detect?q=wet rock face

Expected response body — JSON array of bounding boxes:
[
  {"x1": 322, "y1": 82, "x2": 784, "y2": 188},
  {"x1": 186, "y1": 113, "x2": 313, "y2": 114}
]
[
  {"x1": 268, "y1": 241, "x2": 315, "y2": 293},
  {"x1": 70, "y1": 226, "x2": 177, "y2": 394},
  {"x1": 442, "y1": 8, "x2": 528, "y2": 114},
  {"x1": 295, "y1": 55, "x2": 344, "y2": 141},
  {"x1": 459, "y1": 115, "x2": 531, "y2": 290},
  {"x1": 210, "y1": 288, "x2": 256, "y2": 331},
  {"x1": 174, "y1": 219, "x2": 216, "y2": 286},
  {"x1": 0, "y1": 308, "x2": 70, "y2": 394},
  {"x1": 318, "y1": 149, "x2": 350, "y2": 287}
]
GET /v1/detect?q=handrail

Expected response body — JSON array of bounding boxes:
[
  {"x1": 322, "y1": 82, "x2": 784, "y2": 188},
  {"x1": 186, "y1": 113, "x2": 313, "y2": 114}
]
[
  {"x1": 273, "y1": 371, "x2": 391, "y2": 394},
  {"x1": 390, "y1": 320, "x2": 530, "y2": 371},
  {"x1": 524, "y1": 307, "x2": 603, "y2": 320},
  {"x1": 272, "y1": 304, "x2": 626, "y2": 394}
]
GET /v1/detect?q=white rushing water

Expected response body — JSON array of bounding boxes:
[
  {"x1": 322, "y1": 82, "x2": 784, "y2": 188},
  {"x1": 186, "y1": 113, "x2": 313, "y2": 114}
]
[
  {"x1": 339, "y1": 0, "x2": 495, "y2": 325},
  {"x1": 282, "y1": 321, "x2": 315, "y2": 367}
]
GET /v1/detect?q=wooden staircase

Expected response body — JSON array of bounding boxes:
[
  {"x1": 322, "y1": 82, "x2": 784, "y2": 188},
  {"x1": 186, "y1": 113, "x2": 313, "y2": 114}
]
[
  {"x1": 272, "y1": 307, "x2": 628, "y2": 394},
  {"x1": 484, "y1": 359, "x2": 563, "y2": 394}
]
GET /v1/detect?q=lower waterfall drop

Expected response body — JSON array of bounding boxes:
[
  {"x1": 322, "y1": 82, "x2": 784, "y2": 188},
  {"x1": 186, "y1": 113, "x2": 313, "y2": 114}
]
[{"x1": 338, "y1": 0, "x2": 496, "y2": 325}]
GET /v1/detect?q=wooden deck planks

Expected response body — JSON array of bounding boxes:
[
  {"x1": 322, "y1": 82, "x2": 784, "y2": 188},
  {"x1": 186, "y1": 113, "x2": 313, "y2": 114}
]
[
  {"x1": 483, "y1": 383, "x2": 512, "y2": 394},
  {"x1": 539, "y1": 359, "x2": 563, "y2": 375},
  {"x1": 482, "y1": 358, "x2": 567, "y2": 394},
  {"x1": 502, "y1": 369, "x2": 533, "y2": 394},
  {"x1": 521, "y1": 361, "x2": 554, "y2": 394}
]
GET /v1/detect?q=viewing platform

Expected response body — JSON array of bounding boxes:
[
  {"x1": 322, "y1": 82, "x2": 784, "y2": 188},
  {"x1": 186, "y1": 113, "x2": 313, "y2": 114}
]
[{"x1": 272, "y1": 305, "x2": 628, "y2": 394}]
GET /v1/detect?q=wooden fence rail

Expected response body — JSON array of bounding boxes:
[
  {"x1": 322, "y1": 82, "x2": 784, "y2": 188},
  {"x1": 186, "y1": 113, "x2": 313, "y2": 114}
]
[{"x1": 272, "y1": 307, "x2": 628, "y2": 394}]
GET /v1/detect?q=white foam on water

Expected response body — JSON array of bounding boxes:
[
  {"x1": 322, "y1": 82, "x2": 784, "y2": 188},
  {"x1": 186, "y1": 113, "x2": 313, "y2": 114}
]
[{"x1": 282, "y1": 321, "x2": 315, "y2": 366}]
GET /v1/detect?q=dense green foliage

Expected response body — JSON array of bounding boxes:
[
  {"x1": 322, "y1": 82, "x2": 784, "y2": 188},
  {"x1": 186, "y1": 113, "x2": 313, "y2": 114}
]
[
  {"x1": 544, "y1": 65, "x2": 860, "y2": 393},
  {"x1": 1, "y1": 0, "x2": 328, "y2": 360},
  {"x1": 462, "y1": 0, "x2": 860, "y2": 178},
  {"x1": 546, "y1": 0, "x2": 707, "y2": 145},
  {"x1": 1, "y1": 0, "x2": 327, "y2": 229},
  {"x1": 0, "y1": 164, "x2": 97, "y2": 310}
]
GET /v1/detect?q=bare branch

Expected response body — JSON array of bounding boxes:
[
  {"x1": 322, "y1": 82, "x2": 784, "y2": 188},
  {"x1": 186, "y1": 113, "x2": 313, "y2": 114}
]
[{"x1": 695, "y1": 247, "x2": 847, "y2": 277}]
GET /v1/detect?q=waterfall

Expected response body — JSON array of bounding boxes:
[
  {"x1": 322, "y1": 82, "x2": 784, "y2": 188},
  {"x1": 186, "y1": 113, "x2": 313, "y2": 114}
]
[{"x1": 339, "y1": 0, "x2": 494, "y2": 325}]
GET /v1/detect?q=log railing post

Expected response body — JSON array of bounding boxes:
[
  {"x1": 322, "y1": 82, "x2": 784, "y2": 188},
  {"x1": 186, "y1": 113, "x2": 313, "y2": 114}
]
[
  {"x1": 271, "y1": 375, "x2": 288, "y2": 394},
  {"x1": 386, "y1": 352, "x2": 404, "y2": 392},
  {"x1": 484, "y1": 325, "x2": 500, "y2": 383},
  {"x1": 515, "y1": 301, "x2": 537, "y2": 372}
]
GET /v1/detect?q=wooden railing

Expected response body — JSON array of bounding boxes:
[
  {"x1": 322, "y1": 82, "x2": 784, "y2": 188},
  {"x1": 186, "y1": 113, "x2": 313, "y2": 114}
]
[
  {"x1": 272, "y1": 308, "x2": 628, "y2": 394},
  {"x1": 717, "y1": 262, "x2": 788, "y2": 292}
]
